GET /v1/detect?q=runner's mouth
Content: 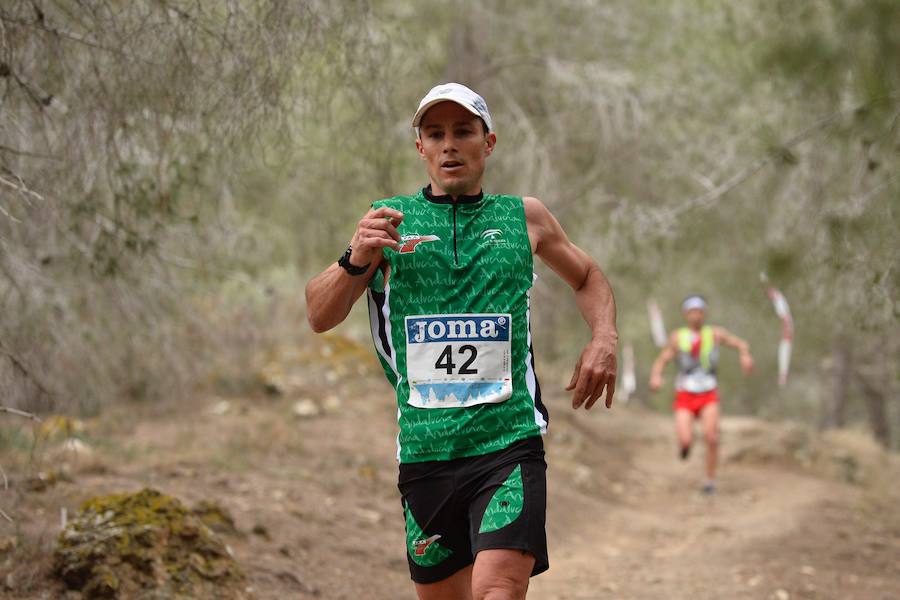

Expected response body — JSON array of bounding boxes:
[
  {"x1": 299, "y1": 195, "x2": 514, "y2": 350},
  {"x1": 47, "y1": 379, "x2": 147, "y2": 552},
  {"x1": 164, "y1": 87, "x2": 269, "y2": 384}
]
[{"x1": 441, "y1": 160, "x2": 463, "y2": 169}]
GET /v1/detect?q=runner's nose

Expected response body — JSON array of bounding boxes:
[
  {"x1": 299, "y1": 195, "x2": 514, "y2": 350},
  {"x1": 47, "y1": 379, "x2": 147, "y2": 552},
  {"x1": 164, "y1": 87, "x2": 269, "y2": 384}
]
[{"x1": 442, "y1": 134, "x2": 457, "y2": 152}]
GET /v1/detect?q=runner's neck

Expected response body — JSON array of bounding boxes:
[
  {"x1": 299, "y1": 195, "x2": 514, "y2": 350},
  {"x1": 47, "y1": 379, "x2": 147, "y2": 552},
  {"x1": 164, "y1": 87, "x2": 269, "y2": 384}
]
[{"x1": 423, "y1": 184, "x2": 483, "y2": 205}]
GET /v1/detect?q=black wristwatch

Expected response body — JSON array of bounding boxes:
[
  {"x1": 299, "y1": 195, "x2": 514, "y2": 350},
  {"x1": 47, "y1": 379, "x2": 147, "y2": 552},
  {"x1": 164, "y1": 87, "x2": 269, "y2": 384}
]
[{"x1": 337, "y1": 246, "x2": 370, "y2": 275}]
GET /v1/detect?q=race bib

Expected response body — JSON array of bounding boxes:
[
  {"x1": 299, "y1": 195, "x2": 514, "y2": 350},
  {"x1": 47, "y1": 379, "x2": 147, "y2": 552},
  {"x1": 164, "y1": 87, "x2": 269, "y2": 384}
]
[
  {"x1": 405, "y1": 314, "x2": 512, "y2": 408},
  {"x1": 676, "y1": 372, "x2": 718, "y2": 393}
]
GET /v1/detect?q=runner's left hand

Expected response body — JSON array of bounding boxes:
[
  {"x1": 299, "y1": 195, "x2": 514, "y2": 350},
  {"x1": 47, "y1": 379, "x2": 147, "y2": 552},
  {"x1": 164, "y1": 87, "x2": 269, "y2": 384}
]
[{"x1": 566, "y1": 336, "x2": 617, "y2": 410}]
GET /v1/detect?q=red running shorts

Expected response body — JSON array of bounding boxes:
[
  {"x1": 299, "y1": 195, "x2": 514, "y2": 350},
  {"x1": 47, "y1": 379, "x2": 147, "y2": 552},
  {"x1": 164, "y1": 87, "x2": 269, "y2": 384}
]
[{"x1": 673, "y1": 389, "x2": 719, "y2": 417}]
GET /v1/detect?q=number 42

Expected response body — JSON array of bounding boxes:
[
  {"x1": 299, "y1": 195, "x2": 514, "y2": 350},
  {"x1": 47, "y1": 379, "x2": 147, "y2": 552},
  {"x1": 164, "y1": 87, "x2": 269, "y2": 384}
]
[{"x1": 434, "y1": 345, "x2": 478, "y2": 375}]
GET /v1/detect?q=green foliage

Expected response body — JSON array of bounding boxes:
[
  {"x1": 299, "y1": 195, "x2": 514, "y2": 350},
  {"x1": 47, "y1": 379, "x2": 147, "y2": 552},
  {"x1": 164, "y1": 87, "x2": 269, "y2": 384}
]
[
  {"x1": 763, "y1": 0, "x2": 900, "y2": 105},
  {"x1": 0, "y1": 1, "x2": 374, "y2": 412},
  {"x1": 1, "y1": 0, "x2": 896, "y2": 437}
]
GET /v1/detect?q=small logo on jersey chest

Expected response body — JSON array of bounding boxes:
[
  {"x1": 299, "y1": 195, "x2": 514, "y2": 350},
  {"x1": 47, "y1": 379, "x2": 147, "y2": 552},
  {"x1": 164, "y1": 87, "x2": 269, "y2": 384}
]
[
  {"x1": 399, "y1": 234, "x2": 440, "y2": 253},
  {"x1": 480, "y1": 228, "x2": 507, "y2": 246}
]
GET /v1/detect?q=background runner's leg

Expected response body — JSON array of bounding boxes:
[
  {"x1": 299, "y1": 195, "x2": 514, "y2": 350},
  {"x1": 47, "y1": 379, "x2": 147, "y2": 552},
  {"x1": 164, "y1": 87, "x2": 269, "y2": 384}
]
[
  {"x1": 701, "y1": 402, "x2": 721, "y2": 482},
  {"x1": 675, "y1": 409, "x2": 694, "y2": 459},
  {"x1": 472, "y1": 549, "x2": 534, "y2": 600},
  {"x1": 415, "y1": 565, "x2": 473, "y2": 600}
]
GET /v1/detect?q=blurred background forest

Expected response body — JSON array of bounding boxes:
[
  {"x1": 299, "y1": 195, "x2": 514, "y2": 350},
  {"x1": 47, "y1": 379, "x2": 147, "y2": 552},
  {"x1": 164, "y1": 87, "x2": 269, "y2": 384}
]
[{"x1": 1, "y1": 0, "x2": 898, "y2": 446}]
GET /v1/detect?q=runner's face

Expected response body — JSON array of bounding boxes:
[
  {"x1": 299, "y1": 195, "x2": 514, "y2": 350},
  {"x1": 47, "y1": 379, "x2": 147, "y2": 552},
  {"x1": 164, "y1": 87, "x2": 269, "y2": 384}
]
[
  {"x1": 684, "y1": 308, "x2": 706, "y2": 329},
  {"x1": 416, "y1": 102, "x2": 496, "y2": 197}
]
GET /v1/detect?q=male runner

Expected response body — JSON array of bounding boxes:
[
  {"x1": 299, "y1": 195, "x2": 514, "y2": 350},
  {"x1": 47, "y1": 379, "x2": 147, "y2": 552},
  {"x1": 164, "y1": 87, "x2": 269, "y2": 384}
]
[
  {"x1": 649, "y1": 295, "x2": 754, "y2": 494},
  {"x1": 305, "y1": 83, "x2": 618, "y2": 600}
]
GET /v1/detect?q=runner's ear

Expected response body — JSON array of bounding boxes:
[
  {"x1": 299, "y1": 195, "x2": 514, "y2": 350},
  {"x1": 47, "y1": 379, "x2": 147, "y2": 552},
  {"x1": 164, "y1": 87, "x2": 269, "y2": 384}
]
[{"x1": 484, "y1": 132, "x2": 497, "y2": 156}]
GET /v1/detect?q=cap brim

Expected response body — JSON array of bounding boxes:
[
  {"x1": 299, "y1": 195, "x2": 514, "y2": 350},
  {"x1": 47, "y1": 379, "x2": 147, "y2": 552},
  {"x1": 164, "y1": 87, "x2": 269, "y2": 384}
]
[
  {"x1": 412, "y1": 98, "x2": 484, "y2": 128},
  {"x1": 682, "y1": 302, "x2": 707, "y2": 311}
]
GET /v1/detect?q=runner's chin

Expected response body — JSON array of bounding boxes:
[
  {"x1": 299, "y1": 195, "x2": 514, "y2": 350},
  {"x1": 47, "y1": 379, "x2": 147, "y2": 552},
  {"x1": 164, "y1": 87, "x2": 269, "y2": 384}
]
[{"x1": 436, "y1": 169, "x2": 473, "y2": 192}]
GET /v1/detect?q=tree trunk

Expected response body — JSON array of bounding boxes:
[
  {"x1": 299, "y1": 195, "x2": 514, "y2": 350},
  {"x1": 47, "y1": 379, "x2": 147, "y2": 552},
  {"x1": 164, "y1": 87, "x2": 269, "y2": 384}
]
[
  {"x1": 859, "y1": 379, "x2": 890, "y2": 447},
  {"x1": 821, "y1": 334, "x2": 851, "y2": 429},
  {"x1": 855, "y1": 336, "x2": 892, "y2": 448},
  {"x1": 445, "y1": 5, "x2": 485, "y2": 87}
]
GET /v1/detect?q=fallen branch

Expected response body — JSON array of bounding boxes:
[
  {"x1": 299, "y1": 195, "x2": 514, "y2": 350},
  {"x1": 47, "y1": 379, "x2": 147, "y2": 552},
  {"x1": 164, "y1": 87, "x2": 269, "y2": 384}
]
[{"x1": 0, "y1": 406, "x2": 42, "y2": 422}]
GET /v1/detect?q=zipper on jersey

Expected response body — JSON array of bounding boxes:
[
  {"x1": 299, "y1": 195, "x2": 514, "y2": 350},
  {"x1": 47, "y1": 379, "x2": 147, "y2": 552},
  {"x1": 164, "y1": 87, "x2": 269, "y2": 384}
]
[{"x1": 452, "y1": 202, "x2": 459, "y2": 265}]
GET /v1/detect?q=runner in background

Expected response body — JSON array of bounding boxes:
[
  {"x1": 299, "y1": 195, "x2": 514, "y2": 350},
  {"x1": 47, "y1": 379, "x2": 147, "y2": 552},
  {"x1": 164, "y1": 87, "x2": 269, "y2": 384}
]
[{"x1": 649, "y1": 295, "x2": 753, "y2": 494}]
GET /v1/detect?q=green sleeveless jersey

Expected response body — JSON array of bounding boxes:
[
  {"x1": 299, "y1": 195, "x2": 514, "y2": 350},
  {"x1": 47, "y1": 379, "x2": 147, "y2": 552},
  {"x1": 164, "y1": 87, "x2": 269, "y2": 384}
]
[{"x1": 366, "y1": 188, "x2": 548, "y2": 464}]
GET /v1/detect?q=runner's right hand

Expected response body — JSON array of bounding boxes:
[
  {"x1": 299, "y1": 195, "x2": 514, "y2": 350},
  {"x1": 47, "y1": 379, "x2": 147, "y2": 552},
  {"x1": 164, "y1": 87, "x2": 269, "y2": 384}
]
[
  {"x1": 739, "y1": 351, "x2": 754, "y2": 375},
  {"x1": 649, "y1": 373, "x2": 663, "y2": 392},
  {"x1": 348, "y1": 207, "x2": 405, "y2": 266}
]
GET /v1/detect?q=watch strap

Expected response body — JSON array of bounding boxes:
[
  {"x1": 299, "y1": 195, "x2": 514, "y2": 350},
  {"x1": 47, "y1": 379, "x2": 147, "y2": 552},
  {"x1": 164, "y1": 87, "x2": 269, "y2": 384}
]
[{"x1": 338, "y1": 246, "x2": 370, "y2": 275}]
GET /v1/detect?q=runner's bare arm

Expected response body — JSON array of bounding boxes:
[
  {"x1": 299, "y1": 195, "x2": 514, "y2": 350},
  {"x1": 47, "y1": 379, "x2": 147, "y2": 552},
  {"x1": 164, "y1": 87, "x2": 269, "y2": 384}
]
[
  {"x1": 715, "y1": 327, "x2": 754, "y2": 375},
  {"x1": 649, "y1": 332, "x2": 679, "y2": 391},
  {"x1": 305, "y1": 207, "x2": 404, "y2": 333},
  {"x1": 524, "y1": 196, "x2": 617, "y2": 410}
]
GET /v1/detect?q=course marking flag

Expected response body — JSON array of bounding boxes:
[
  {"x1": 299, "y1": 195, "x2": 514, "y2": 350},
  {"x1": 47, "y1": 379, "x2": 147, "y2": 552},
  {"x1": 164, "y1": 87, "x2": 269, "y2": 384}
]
[
  {"x1": 647, "y1": 299, "x2": 667, "y2": 348},
  {"x1": 622, "y1": 343, "x2": 636, "y2": 403},
  {"x1": 766, "y1": 286, "x2": 794, "y2": 386}
]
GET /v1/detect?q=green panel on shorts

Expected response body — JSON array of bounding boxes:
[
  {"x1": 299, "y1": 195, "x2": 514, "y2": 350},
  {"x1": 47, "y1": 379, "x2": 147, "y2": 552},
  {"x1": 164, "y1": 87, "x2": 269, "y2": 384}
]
[
  {"x1": 405, "y1": 502, "x2": 452, "y2": 567},
  {"x1": 479, "y1": 464, "x2": 524, "y2": 533}
]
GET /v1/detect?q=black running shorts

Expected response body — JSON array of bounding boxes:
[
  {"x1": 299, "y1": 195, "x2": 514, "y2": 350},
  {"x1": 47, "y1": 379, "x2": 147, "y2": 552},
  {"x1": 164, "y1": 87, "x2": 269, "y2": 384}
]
[{"x1": 397, "y1": 435, "x2": 549, "y2": 584}]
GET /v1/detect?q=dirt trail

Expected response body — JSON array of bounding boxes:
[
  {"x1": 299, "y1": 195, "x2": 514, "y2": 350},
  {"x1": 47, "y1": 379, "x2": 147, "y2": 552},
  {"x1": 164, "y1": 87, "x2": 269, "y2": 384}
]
[
  {"x1": 532, "y1": 409, "x2": 900, "y2": 600},
  {"x1": 3, "y1": 380, "x2": 899, "y2": 599}
]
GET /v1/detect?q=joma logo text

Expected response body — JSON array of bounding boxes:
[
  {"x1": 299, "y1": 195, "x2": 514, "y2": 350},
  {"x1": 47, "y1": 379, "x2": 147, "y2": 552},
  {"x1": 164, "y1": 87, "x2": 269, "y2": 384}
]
[{"x1": 412, "y1": 319, "x2": 499, "y2": 343}]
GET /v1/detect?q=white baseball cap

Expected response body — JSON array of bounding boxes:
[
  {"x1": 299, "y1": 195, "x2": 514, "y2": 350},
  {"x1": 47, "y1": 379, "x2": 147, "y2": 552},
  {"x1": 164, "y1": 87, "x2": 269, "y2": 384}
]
[
  {"x1": 412, "y1": 82, "x2": 493, "y2": 133},
  {"x1": 682, "y1": 295, "x2": 708, "y2": 312}
]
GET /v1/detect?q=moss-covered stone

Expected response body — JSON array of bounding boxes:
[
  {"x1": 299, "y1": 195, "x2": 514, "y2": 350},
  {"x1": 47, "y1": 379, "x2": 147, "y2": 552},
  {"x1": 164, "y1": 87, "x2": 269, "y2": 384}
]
[
  {"x1": 54, "y1": 488, "x2": 248, "y2": 600},
  {"x1": 191, "y1": 500, "x2": 238, "y2": 536}
]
